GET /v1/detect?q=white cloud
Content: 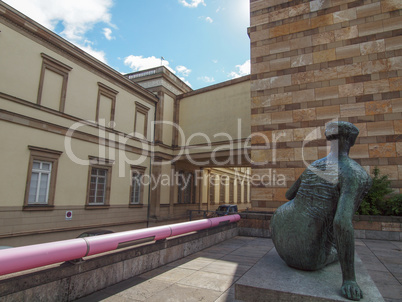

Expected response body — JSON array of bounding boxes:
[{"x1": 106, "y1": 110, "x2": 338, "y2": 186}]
[
  {"x1": 212, "y1": 59, "x2": 218, "y2": 64},
  {"x1": 3, "y1": 0, "x2": 114, "y2": 63},
  {"x1": 178, "y1": 0, "x2": 206, "y2": 8},
  {"x1": 228, "y1": 60, "x2": 250, "y2": 79},
  {"x1": 216, "y1": 6, "x2": 226, "y2": 13},
  {"x1": 79, "y1": 43, "x2": 107, "y2": 63},
  {"x1": 103, "y1": 28, "x2": 114, "y2": 40},
  {"x1": 124, "y1": 55, "x2": 176, "y2": 73},
  {"x1": 176, "y1": 65, "x2": 191, "y2": 77},
  {"x1": 198, "y1": 76, "x2": 215, "y2": 83},
  {"x1": 4, "y1": 0, "x2": 114, "y2": 40},
  {"x1": 198, "y1": 16, "x2": 213, "y2": 23}
]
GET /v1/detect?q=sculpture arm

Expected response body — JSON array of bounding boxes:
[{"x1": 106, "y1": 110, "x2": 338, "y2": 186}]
[
  {"x1": 334, "y1": 179, "x2": 363, "y2": 300},
  {"x1": 285, "y1": 175, "x2": 302, "y2": 200}
]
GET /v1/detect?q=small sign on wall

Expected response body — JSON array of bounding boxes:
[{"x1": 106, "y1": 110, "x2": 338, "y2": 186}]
[{"x1": 65, "y1": 210, "x2": 73, "y2": 220}]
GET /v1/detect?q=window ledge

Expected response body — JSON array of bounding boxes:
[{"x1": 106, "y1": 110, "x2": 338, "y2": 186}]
[
  {"x1": 23, "y1": 205, "x2": 54, "y2": 211},
  {"x1": 174, "y1": 203, "x2": 196, "y2": 206},
  {"x1": 85, "y1": 205, "x2": 110, "y2": 210},
  {"x1": 128, "y1": 204, "x2": 143, "y2": 208}
]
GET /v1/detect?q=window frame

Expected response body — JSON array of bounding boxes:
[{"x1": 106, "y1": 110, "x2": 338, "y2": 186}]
[
  {"x1": 134, "y1": 101, "x2": 150, "y2": 139},
  {"x1": 96, "y1": 82, "x2": 118, "y2": 128},
  {"x1": 85, "y1": 157, "x2": 113, "y2": 209},
  {"x1": 37, "y1": 53, "x2": 72, "y2": 112},
  {"x1": 130, "y1": 165, "x2": 146, "y2": 207},
  {"x1": 28, "y1": 160, "x2": 52, "y2": 204},
  {"x1": 24, "y1": 146, "x2": 62, "y2": 210}
]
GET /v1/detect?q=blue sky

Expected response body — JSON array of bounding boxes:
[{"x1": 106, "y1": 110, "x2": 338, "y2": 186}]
[{"x1": 4, "y1": 0, "x2": 250, "y2": 90}]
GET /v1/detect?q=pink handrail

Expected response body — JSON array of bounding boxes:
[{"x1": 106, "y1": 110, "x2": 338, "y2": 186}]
[{"x1": 0, "y1": 214, "x2": 240, "y2": 276}]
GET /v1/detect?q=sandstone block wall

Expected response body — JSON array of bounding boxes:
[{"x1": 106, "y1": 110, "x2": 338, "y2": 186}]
[{"x1": 249, "y1": 0, "x2": 402, "y2": 210}]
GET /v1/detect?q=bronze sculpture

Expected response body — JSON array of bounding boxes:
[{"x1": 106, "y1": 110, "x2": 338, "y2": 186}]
[{"x1": 270, "y1": 121, "x2": 372, "y2": 301}]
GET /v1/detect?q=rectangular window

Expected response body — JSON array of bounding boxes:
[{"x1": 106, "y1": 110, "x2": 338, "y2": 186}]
[
  {"x1": 130, "y1": 166, "x2": 145, "y2": 205},
  {"x1": 28, "y1": 161, "x2": 52, "y2": 204},
  {"x1": 131, "y1": 172, "x2": 141, "y2": 204},
  {"x1": 24, "y1": 146, "x2": 62, "y2": 209},
  {"x1": 86, "y1": 157, "x2": 113, "y2": 208},
  {"x1": 88, "y1": 168, "x2": 108, "y2": 205}
]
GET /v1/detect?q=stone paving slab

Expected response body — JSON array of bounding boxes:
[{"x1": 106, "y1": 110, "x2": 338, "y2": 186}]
[
  {"x1": 75, "y1": 237, "x2": 401, "y2": 302},
  {"x1": 355, "y1": 239, "x2": 402, "y2": 301},
  {"x1": 235, "y1": 247, "x2": 384, "y2": 302},
  {"x1": 145, "y1": 283, "x2": 222, "y2": 302}
]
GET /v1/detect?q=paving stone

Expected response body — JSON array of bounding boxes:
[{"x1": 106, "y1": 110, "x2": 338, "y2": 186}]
[
  {"x1": 110, "y1": 278, "x2": 171, "y2": 301},
  {"x1": 363, "y1": 239, "x2": 400, "y2": 250},
  {"x1": 186, "y1": 250, "x2": 226, "y2": 260},
  {"x1": 215, "y1": 285, "x2": 240, "y2": 302},
  {"x1": 366, "y1": 270, "x2": 402, "y2": 301},
  {"x1": 203, "y1": 244, "x2": 242, "y2": 254},
  {"x1": 229, "y1": 246, "x2": 270, "y2": 258},
  {"x1": 177, "y1": 270, "x2": 239, "y2": 292},
  {"x1": 167, "y1": 257, "x2": 216, "y2": 270},
  {"x1": 146, "y1": 284, "x2": 222, "y2": 302},
  {"x1": 201, "y1": 260, "x2": 251, "y2": 277},
  {"x1": 218, "y1": 253, "x2": 263, "y2": 266},
  {"x1": 140, "y1": 267, "x2": 196, "y2": 283},
  {"x1": 391, "y1": 241, "x2": 402, "y2": 249},
  {"x1": 236, "y1": 248, "x2": 384, "y2": 302}
]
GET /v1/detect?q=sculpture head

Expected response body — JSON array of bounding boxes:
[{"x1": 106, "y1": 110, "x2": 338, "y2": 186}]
[{"x1": 325, "y1": 121, "x2": 359, "y2": 147}]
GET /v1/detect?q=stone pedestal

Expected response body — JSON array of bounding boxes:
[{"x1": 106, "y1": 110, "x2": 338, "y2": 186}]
[{"x1": 235, "y1": 248, "x2": 384, "y2": 302}]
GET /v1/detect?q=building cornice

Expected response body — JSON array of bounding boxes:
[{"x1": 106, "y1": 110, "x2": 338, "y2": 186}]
[
  {"x1": 126, "y1": 66, "x2": 192, "y2": 96},
  {"x1": 177, "y1": 75, "x2": 250, "y2": 99}
]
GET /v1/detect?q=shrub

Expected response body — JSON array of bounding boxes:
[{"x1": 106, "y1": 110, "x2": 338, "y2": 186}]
[
  {"x1": 356, "y1": 167, "x2": 401, "y2": 216},
  {"x1": 383, "y1": 194, "x2": 402, "y2": 216}
]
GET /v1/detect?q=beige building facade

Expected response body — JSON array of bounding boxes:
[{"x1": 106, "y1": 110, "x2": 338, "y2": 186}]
[
  {"x1": 1, "y1": 0, "x2": 401, "y2": 246},
  {"x1": 0, "y1": 2, "x2": 252, "y2": 246},
  {"x1": 250, "y1": 0, "x2": 402, "y2": 210}
]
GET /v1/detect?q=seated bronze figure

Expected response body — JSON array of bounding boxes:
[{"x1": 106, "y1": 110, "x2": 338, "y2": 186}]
[{"x1": 270, "y1": 121, "x2": 372, "y2": 301}]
